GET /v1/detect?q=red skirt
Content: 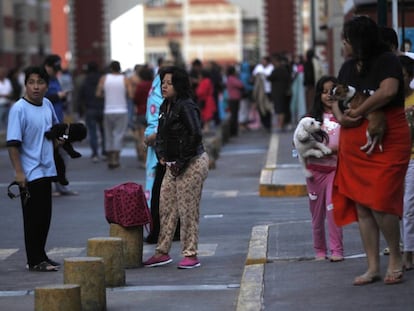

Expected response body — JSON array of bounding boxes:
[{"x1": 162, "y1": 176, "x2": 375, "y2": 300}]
[{"x1": 333, "y1": 107, "x2": 410, "y2": 226}]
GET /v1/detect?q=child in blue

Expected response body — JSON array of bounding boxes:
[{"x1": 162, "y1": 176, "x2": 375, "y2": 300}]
[{"x1": 7, "y1": 66, "x2": 60, "y2": 272}]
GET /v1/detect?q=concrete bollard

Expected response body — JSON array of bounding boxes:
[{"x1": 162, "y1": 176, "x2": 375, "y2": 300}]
[
  {"x1": 64, "y1": 257, "x2": 106, "y2": 311},
  {"x1": 87, "y1": 237, "x2": 125, "y2": 287},
  {"x1": 109, "y1": 223, "x2": 143, "y2": 268},
  {"x1": 34, "y1": 284, "x2": 81, "y2": 311}
]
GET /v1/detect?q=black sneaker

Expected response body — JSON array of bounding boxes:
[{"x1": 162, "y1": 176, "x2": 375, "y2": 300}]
[{"x1": 46, "y1": 258, "x2": 61, "y2": 267}]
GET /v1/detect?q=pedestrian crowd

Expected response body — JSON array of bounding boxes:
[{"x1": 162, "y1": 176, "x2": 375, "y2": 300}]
[{"x1": 3, "y1": 15, "x2": 414, "y2": 284}]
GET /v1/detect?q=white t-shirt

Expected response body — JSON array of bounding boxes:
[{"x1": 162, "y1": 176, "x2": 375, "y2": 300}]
[
  {"x1": 7, "y1": 97, "x2": 59, "y2": 182},
  {"x1": 252, "y1": 63, "x2": 274, "y2": 94},
  {"x1": 103, "y1": 73, "x2": 128, "y2": 114},
  {"x1": 0, "y1": 78, "x2": 13, "y2": 106}
]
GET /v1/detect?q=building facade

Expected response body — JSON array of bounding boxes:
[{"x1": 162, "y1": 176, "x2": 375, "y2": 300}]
[
  {"x1": 1, "y1": 0, "x2": 413, "y2": 75},
  {"x1": 0, "y1": 0, "x2": 50, "y2": 69}
]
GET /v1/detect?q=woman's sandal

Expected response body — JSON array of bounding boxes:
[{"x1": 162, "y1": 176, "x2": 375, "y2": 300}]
[
  {"x1": 29, "y1": 261, "x2": 59, "y2": 272},
  {"x1": 353, "y1": 273, "x2": 381, "y2": 286},
  {"x1": 384, "y1": 269, "x2": 403, "y2": 285}
]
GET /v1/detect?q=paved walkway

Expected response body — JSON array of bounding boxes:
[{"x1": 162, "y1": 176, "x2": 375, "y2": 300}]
[
  {"x1": 238, "y1": 130, "x2": 414, "y2": 311},
  {"x1": 2, "y1": 127, "x2": 414, "y2": 310}
]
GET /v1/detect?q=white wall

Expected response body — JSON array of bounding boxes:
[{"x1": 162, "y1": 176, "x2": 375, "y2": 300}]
[{"x1": 110, "y1": 5, "x2": 145, "y2": 71}]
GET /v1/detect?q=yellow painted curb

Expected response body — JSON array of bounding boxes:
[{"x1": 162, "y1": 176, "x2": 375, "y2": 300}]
[
  {"x1": 237, "y1": 225, "x2": 269, "y2": 311},
  {"x1": 236, "y1": 264, "x2": 264, "y2": 311},
  {"x1": 259, "y1": 183, "x2": 307, "y2": 197},
  {"x1": 245, "y1": 225, "x2": 268, "y2": 266}
]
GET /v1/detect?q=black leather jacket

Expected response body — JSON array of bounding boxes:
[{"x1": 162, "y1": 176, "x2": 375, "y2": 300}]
[{"x1": 155, "y1": 97, "x2": 204, "y2": 170}]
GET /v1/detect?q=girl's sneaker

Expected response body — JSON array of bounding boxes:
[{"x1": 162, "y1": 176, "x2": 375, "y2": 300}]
[
  {"x1": 143, "y1": 254, "x2": 172, "y2": 267},
  {"x1": 177, "y1": 257, "x2": 201, "y2": 269}
]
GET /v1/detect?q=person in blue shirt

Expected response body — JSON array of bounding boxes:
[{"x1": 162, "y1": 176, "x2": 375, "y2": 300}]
[
  {"x1": 7, "y1": 66, "x2": 61, "y2": 272},
  {"x1": 239, "y1": 61, "x2": 254, "y2": 130},
  {"x1": 44, "y1": 54, "x2": 78, "y2": 196}
]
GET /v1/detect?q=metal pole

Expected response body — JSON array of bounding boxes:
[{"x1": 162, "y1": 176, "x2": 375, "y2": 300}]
[
  {"x1": 392, "y1": 0, "x2": 398, "y2": 35},
  {"x1": 401, "y1": 0, "x2": 406, "y2": 52}
]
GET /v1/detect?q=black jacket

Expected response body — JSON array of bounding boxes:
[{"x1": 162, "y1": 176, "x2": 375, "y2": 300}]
[{"x1": 155, "y1": 98, "x2": 204, "y2": 172}]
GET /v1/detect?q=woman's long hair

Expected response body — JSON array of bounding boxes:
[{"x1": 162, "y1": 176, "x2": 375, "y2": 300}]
[
  {"x1": 342, "y1": 15, "x2": 389, "y2": 76},
  {"x1": 159, "y1": 66, "x2": 194, "y2": 100}
]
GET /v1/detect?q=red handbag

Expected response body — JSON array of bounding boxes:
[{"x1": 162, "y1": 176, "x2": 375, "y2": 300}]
[{"x1": 104, "y1": 182, "x2": 152, "y2": 228}]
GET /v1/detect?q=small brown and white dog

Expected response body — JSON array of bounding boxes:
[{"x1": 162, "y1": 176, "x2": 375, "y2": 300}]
[
  {"x1": 293, "y1": 117, "x2": 332, "y2": 178},
  {"x1": 331, "y1": 84, "x2": 386, "y2": 154}
]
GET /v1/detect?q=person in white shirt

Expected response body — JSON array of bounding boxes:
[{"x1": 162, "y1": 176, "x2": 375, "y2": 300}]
[
  {"x1": 0, "y1": 66, "x2": 13, "y2": 131},
  {"x1": 252, "y1": 56, "x2": 274, "y2": 132},
  {"x1": 96, "y1": 61, "x2": 129, "y2": 169}
]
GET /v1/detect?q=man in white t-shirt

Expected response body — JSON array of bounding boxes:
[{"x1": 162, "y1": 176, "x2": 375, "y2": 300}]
[
  {"x1": 251, "y1": 56, "x2": 274, "y2": 132},
  {"x1": 0, "y1": 66, "x2": 13, "y2": 131},
  {"x1": 252, "y1": 56, "x2": 274, "y2": 96}
]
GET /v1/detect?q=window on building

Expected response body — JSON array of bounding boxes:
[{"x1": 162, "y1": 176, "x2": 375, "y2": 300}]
[
  {"x1": 147, "y1": 23, "x2": 166, "y2": 37},
  {"x1": 243, "y1": 48, "x2": 259, "y2": 64},
  {"x1": 146, "y1": 0, "x2": 166, "y2": 7},
  {"x1": 173, "y1": 22, "x2": 183, "y2": 34},
  {"x1": 147, "y1": 52, "x2": 167, "y2": 68},
  {"x1": 243, "y1": 19, "x2": 258, "y2": 34},
  {"x1": 146, "y1": 0, "x2": 182, "y2": 6}
]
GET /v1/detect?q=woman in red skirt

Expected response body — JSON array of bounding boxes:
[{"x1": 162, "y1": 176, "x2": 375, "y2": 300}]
[{"x1": 332, "y1": 16, "x2": 410, "y2": 286}]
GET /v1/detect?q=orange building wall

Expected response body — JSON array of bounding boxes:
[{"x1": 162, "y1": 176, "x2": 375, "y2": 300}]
[
  {"x1": 266, "y1": 0, "x2": 295, "y2": 56},
  {"x1": 50, "y1": 0, "x2": 69, "y2": 68}
]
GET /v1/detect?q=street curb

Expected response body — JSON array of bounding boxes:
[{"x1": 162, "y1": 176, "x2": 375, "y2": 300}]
[
  {"x1": 236, "y1": 225, "x2": 269, "y2": 311},
  {"x1": 245, "y1": 225, "x2": 268, "y2": 265},
  {"x1": 259, "y1": 133, "x2": 307, "y2": 197}
]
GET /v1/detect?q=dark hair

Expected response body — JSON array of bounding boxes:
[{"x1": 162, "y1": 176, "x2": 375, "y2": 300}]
[
  {"x1": 226, "y1": 65, "x2": 236, "y2": 76},
  {"x1": 310, "y1": 75, "x2": 338, "y2": 122},
  {"x1": 343, "y1": 15, "x2": 388, "y2": 75},
  {"x1": 191, "y1": 59, "x2": 202, "y2": 67},
  {"x1": 379, "y1": 27, "x2": 399, "y2": 51},
  {"x1": 43, "y1": 54, "x2": 62, "y2": 71},
  {"x1": 138, "y1": 66, "x2": 154, "y2": 81},
  {"x1": 399, "y1": 55, "x2": 414, "y2": 77},
  {"x1": 24, "y1": 66, "x2": 49, "y2": 85},
  {"x1": 160, "y1": 66, "x2": 193, "y2": 100},
  {"x1": 86, "y1": 61, "x2": 99, "y2": 73},
  {"x1": 109, "y1": 61, "x2": 121, "y2": 72}
]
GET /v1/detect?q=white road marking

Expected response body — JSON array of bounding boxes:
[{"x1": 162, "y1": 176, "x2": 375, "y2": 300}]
[
  {"x1": 0, "y1": 249, "x2": 18, "y2": 260},
  {"x1": 47, "y1": 247, "x2": 85, "y2": 257},
  {"x1": 0, "y1": 284, "x2": 240, "y2": 297},
  {"x1": 204, "y1": 214, "x2": 223, "y2": 219},
  {"x1": 212, "y1": 190, "x2": 238, "y2": 198}
]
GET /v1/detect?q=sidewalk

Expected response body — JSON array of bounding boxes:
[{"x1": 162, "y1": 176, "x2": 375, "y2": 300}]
[
  {"x1": 2, "y1": 127, "x2": 413, "y2": 310},
  {"x1": 238, "y1": 130, "x2": 414, "y2": 311},
  {"x1": 259, "y1": 131, "x2": 307, "y2": 197}
]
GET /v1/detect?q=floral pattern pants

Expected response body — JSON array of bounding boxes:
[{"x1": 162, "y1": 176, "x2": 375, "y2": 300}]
[{"x1": 156, "y1": 152, "x2": 209, "y2": 257}]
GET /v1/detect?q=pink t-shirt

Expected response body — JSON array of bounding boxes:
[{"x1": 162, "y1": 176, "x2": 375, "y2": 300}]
[{"x1": 307, "y1": 112, "x2": 340, "y2": 168}]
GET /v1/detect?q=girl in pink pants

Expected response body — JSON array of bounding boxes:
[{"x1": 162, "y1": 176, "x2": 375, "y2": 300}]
[{"x1": 304, "y1": 76, "x2": 343, "y2": 262}]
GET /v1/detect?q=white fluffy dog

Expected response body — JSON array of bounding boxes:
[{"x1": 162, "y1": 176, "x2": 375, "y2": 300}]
[{"x1": 293, "y1": 117, "x2": 332, "y2": 178}]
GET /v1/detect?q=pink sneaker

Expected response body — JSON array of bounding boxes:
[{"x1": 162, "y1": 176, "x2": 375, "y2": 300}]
[
  {"x1": 177, "y1": 257, "x2": 201, "y2": 269},
  {"x1": 143, "y1": 254, "x2": 172, "y2": 267}
]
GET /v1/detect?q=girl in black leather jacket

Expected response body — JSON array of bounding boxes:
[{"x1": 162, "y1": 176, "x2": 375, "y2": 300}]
[{"x1": 144, "y1": 66, "x2": 209, "y2": 269}]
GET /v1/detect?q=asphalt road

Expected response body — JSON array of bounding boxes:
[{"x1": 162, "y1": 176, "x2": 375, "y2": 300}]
[{"x1": 0, "y1": 128, "x2": 285, "y2": 310}]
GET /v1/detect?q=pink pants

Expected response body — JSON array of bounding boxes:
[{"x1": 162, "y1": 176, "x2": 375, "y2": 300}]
[{"x1": 306, "y1": 166, "x2": 343, "y2": 258}]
